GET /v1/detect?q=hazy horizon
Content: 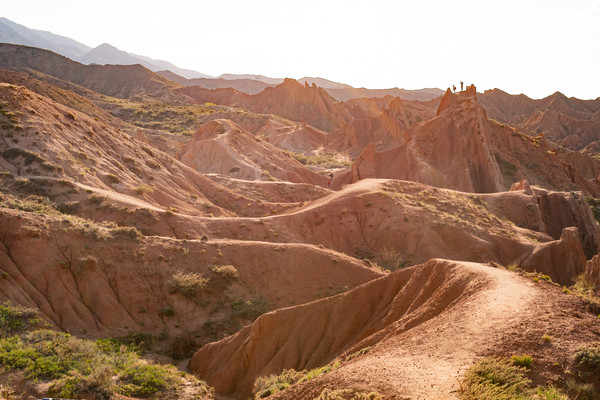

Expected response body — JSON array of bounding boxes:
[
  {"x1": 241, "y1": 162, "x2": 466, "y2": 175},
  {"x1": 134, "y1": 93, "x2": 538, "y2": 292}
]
[{"x1": 1, "y1": 0, "x2": 599, "y2": 100}]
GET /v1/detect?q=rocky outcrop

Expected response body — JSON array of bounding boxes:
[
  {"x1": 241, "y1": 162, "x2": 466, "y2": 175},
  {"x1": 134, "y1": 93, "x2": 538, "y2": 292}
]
[
  {"x1": 327, "y1": 97, "x2": 434, "y2": 156},
  {"x1": 510, "y1": 179, "x2": 533, "y2": 194},
  {"x1": 522, "y1": 227, "x2": 587, "y2": 285},
  {"x1": 482, "y1": 187, "x2": 600, "y2": 258},
  {"x1": 478, "y1": 89, "x2": 600, "y2": 153},
  {"x1": 178, "y1": 119, "x2": 327, "y2": 186},
  {"x1": 334, "y1": 85, "x2": 600, "y2": 197},
  {"x1": 179, "y1": 78, "x2": 352, "y2": 132},
  {"x1": 585, "y1": 253, "x2": 600, "y2": 289}
]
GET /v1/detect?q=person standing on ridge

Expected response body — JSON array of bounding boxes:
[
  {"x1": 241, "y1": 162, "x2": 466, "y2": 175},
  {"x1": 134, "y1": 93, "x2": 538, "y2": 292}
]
[
  {"x1": 460, "y1": 81, "x2": 464, "y2": 91},
  {"x1": 453, "y1": 85, "x2": 456, "y2": 93}
]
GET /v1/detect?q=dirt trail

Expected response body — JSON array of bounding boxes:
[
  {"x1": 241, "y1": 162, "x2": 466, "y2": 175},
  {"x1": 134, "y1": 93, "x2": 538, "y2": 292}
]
[
  {"x1": 271, "y1": 262, "x2": 540, "y2": 399},
  {"x1": 353, "y1": 262, "x2": 535, "y2": 398}
]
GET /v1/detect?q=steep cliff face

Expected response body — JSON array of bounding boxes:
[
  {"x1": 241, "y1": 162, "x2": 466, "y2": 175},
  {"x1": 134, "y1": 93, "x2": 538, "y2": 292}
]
[
  {"x1": 240, "y1": 79, "x2": 352, "y2": 132},
  {"x1": 522, "y1": 227, "x2": 588, "y2": 285},
  {"x1": 327, "y1": 97, "x2": 434, "y2": 156},
  {"x1": 178, "y1": 78, "x2": 352, "y2": 132},
  {"x1": 478, "y1": 89, "x2": 600, "y2": 153},
  {"x1": 335, "y1": 86, "x2": 600, "y2": 196}
]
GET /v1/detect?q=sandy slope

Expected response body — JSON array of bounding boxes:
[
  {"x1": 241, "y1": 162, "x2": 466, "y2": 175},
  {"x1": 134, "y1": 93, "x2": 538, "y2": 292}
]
[{"x1": 191, "y1": 259, "x2": 600, "y2": 399}]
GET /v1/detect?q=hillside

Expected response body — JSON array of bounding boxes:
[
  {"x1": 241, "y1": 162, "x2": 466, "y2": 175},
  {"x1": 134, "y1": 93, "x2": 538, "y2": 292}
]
[
  {"x1": 2, "y1": 42, "x2": 600, "y2": 400},
  {"x1": 334, "y1": 86, "x2": 600, "y2": 196},
  {"x1": 180, "y1": 78, "x2": 353, "y2": 132},
  {"x1": 178, "y1": 119, "x2": 327, "y2": 186},
  {"x1": 327, "y1": 97, "x2": 435, "y2": 156},
  {"x1": 479, "y1": 89, "x2": 600, "y2": 153},
  {"x1": 191, "y1": 259, "x2": 600, "y2": 399},
  {"x1": 0, "y1": 43, "x2": 181, "y2": 99}
]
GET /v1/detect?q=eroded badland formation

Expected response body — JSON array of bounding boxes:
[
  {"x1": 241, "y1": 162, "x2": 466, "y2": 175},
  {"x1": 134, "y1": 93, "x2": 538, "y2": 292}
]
[{"x1": 2, "y1": 42, "x2": 600, "y2": 399}]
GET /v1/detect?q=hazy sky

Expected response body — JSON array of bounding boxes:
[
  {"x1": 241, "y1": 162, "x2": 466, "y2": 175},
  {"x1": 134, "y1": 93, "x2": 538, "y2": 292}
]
[{"x1": 2, "y1": 0, "x2": 600, "y2": 99}]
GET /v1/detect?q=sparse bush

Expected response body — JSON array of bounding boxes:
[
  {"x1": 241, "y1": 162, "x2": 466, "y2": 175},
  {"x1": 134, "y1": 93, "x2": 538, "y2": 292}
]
[
  {"x1": 79, "y1": 255, "x2": 98, "y2": 268},
  {"x1": 374, "y1": 248, "x2": 410, "y2": 272},
  {"x1": 460, "y1": 357, "x2": 531, "y2": 399},
  {"x1": 0, "y1": 194, "x2": 59, "y2": 214},
  {"x1": 116, "y1": 363, "x2": 180, "y2": 397},
  {"x1": 87, "y1": 193, "x2": 108, "y2": 205},
  {"x1": 574, "y1": 343, "x2": 600, "y2": 372},
  {"x1": 111, "y1": 226, "x2": 142, "y2": 241},
  {"x1": 133, "y1": 184, "x2": 154, "y2": 195},
  {"x1": 253, "y1": 369, "x2": 305, "y2": 399},
  {"x1": 210, "y1": 264, "x2": 239, "y2": 281},
  {"x1": 230, "y1": 298, "x2": 268, "y2": 321},
  {"x1": 542, "y1": 334, "x2": 553, "y2": 343},
  {"x1": 0, "y1": 303, "x2": 41, "y2": 338},
  {"x1": 532, "y1": 385, "x2": 569, "y2": 400},
  {"x1": 511, "y1": 355, "x2": 533, "y2": 368},
  {"x1": 105, "y1": 174, "x2": 120, "y2": 184},
  {"x1": 169, "y1": 272, "x2": 208, "y2": 298},
  {"x1": 0, "y1": 328, "x2": 212, "y2": 400},
  {"x1": 167, "y1": 334, "x2": 198, "y2": 360},
  {"x1": 572, "y1": 272, "x2": 596, "y2": 295},
  {"x1": 2, "y1": 147, "x2": 46, "y2": 165},
  {"x1": 565, "y1": 377, "x2": 595, "y2": 400},
  {"x1": 159, "y1": 307, "x2": 175, "y2": 317},
  {"x1": 315, "y1": 389, "x2": 383, "y2": 400}
]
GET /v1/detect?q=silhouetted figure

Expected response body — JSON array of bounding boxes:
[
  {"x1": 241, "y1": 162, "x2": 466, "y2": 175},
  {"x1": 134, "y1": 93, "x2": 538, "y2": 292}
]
[
  {"x1": 328, "y1": 172, "x2": 334, "y2": 188},
  {"x1": 453, "y1": 85, "x2": 456, "y2": 93},
  {"x1": 460, "y1": 81, "x2": 464, "y2": 91}
]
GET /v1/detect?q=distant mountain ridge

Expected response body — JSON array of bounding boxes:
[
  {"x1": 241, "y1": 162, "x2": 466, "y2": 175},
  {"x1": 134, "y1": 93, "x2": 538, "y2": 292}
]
[
  {"x1": 0, "y1": 17, "x2": 443, "y2": 101},
  {"x1": 0, "y1": 17, "x2": 90, "y2": 58},
  {"x1": 0, "y1": 17, "x2": 212, "y2": 79}
]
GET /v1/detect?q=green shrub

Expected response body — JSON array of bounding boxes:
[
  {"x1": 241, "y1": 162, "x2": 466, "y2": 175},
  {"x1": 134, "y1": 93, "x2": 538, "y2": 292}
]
[
  {"x1": 159, "y1": 307, "x2": 175, "y2": 317},
  {"x1": 587, "y1": 197, "x2": 600, "y2": 223},
  {"x1": 49, "y1": 367, "x2": 113, "y2": 400},
  {"x1": 169, "y1": 272, "x2": 208, "y2": 298},
  {"x1": 572, "y1": 273, "x2": 596, "y2": 294},
  {"x1": 314, "y1": 389, "x2": 383, "y2": 400},
  {"x1": 252, "y1": 357, "x2": 346, "y2": 398},
  {"x1": 253, "y1": 369, "x2": 305, "y2": 399},
  {"x1": 511, "y1": 355, "x2": 533, "y2": 368},
  {"x1": 533, "y1": 385, "x2": 569, "y2": 400},
  {"x1": 461, "y1": 357, "x2": 531, "y2": 399},
  {"x1": 574, "y1": 343, "x2": 600, "y2": 371},
  {"x1": 0, "y1": 303, "x2": 41, "y2": 337},
  {"x1": 116, "y1": 363, "x2": 179, "y2": 397},
  {"x1": 0, "y1": 329, "x2": 213, "y2": 399},
  {"x1": 230, "y1": 298, "x2": 268, "y2": 321}
]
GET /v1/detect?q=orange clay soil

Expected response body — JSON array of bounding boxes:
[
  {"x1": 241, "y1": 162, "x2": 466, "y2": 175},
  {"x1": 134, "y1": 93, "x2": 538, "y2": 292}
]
[{"x1": 190, "y1": 258, "x2": 600, "y2": 399}]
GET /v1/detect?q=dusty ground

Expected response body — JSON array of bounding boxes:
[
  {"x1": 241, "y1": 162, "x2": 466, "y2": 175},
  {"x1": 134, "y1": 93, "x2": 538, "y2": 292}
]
[{"x1": 192, "y1": 260, "x2": 600, "y2": 399}]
